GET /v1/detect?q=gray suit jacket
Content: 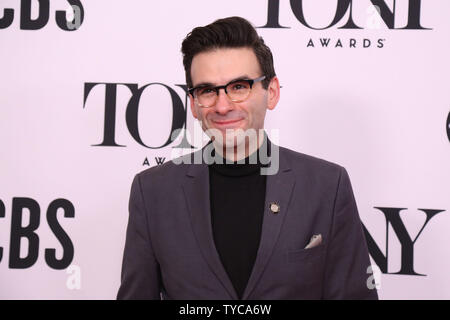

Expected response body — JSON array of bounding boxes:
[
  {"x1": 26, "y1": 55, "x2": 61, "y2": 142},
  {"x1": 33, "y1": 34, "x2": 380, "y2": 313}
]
[{"x1": 117, "y1": 143, "x2": 378, "y2": 300}]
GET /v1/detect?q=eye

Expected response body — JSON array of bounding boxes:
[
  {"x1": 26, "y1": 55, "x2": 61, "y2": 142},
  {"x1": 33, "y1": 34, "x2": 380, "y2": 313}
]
[
  {"x1": 197, "y1": 87, "x2": 215, "y2": 96},
  {"x1": 230, "y1": 81, "x2": 249, "y2": 91}
]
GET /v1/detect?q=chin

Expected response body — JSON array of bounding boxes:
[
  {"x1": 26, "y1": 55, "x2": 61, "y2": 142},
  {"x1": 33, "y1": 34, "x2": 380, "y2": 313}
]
[{"x1": 223, "y1": 130, "x2": 251, "y2": 150}]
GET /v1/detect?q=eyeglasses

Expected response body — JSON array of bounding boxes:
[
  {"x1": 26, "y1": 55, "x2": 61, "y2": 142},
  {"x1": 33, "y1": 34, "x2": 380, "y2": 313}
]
[{"x1": 188, "y1": 75, "x2": 266, "y2": 108}]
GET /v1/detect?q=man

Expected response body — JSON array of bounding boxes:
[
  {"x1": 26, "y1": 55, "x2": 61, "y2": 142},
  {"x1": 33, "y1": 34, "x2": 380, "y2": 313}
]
[{"x1": 117, "y1": 16, "x2": 377, "y2": 300}]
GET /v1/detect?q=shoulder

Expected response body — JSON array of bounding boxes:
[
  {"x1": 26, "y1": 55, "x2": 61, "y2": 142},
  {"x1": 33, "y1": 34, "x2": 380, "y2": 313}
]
[
  {"x1": 138, "y1": 158, "x2": 185, "y2": 178},
  {"x1": 278, "y1": 146, "x2": 346, "y2": 183},
  {"x1": 278, "y1": 147, "x2": 355, "y2": 210},
  {"x1": 134, "y1": 154, "x2": 192, "y2": 190},
  {"x1": 280, "y1": 146, "x2": 343, "y2": 172}
]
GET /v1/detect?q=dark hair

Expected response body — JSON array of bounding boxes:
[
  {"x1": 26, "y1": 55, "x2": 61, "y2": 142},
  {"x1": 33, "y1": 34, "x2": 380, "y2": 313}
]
[{"x1": 181, "y1": 16, "x2": 276, "y2": 90}]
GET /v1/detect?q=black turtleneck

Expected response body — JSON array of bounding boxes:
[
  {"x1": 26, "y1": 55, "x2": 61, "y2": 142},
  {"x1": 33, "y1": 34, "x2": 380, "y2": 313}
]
[{"x1": 208, "y1": 143, "x2": 269, "y2": 299}]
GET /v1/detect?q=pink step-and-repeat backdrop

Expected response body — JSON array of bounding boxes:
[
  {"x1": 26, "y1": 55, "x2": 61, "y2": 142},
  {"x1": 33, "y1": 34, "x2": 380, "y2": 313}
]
[{"x1": 1, "y1": 0, "x2": 449, "y2": 299}]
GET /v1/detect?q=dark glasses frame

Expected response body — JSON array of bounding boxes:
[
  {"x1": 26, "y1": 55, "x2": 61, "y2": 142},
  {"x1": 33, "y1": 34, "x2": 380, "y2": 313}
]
[{"x1": 188, "y1": 75, "x2": 266, "y2": 107}]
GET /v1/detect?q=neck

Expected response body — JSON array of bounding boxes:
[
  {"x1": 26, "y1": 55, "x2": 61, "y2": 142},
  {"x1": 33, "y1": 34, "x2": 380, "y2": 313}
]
[{"x1": 213, "y1": 131, "x2": 265, "y2": 163}]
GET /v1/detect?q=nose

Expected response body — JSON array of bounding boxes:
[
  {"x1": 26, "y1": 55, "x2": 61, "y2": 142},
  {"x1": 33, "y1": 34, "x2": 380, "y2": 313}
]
[{"x1": 213, "y1": 88, "x2": 234, "y2": 115}]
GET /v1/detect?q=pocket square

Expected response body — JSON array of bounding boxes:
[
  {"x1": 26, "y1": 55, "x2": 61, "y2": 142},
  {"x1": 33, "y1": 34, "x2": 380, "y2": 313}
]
[{"x1": 304, "y1": 234, "x2": 322, "y2": 249}]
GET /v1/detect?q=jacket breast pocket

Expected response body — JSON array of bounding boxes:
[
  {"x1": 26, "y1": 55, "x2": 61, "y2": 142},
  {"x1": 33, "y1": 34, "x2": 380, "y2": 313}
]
[{"x1": 287, "y1": 244, "x2": 325, "y2": 264}]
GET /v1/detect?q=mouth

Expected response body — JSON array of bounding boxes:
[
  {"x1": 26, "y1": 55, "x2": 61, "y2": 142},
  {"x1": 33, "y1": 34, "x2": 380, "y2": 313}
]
[{"x1": 211, "y1": 118, "x2": 244, "y2": 129}]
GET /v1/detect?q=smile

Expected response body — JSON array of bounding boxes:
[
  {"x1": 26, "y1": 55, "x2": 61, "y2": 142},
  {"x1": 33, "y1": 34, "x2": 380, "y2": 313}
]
[{"x1": 212, "y1": 119, "x2": 243, "y2": 128}]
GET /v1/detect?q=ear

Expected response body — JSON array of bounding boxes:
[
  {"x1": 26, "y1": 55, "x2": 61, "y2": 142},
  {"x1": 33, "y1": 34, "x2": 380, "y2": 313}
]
[
  {"x1": 266, "y1": 76, "x2": 280, "y2": 111},
  {"x1": 189, "y1": 94, "x2": 198, "y2": 119}
]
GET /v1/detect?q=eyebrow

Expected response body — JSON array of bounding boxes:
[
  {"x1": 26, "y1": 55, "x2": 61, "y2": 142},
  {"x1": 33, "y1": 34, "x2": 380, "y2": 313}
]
[{"x1": 192, "y1": 75, "x2": 252, "y2": 88}]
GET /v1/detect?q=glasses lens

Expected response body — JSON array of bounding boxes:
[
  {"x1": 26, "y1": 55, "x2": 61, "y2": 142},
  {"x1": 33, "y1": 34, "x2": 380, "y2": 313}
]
[
  {"x1": 226, "y1": 80, "x2": 251, "y2": 102},
  {"x1": 195, "y1": 86, "x2": 216, "y2": 107},
  {"x1": 194, "y1": 80, "x2": 252, "y2": 107}
]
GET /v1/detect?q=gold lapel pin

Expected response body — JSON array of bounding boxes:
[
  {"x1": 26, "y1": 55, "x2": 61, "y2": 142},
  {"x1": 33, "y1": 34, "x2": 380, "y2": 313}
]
[{"x1": 270, "y1": 202, "x2": 280, "y2": 214}]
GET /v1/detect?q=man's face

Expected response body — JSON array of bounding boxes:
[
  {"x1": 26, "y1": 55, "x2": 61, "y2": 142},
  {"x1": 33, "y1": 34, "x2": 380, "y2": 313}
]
[{"x1": 189, "y1": 47, "x2": 279, "y2": 149}]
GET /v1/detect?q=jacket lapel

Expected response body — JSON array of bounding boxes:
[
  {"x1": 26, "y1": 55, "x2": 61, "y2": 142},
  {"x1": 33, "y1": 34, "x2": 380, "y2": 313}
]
[
  {"x1": 182, "y1": 149, "x2": 239, "y2": 299},
  {"x1": 242, "y1": 147, "x2": 295, "y2": 300}
]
